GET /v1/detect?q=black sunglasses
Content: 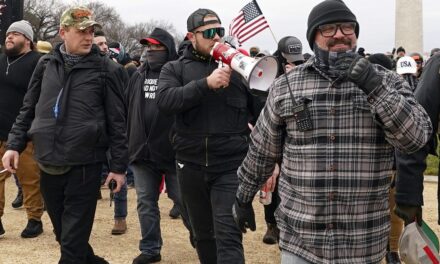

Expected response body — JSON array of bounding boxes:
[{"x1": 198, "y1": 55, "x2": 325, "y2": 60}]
[{"x1": 194, "y1": 27, "x2": 225, "y2": 39}]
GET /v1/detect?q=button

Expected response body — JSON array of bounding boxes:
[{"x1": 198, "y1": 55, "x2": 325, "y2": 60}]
[
  {"x1": 368, "y1": 98, "x2": 375, "y2": 104},
  {"x1": 329, "y1": 164, "x2": 336, "y2": 171},
  {"x1": 329, "y1": 107, "x2": 336, "y2": 115},
  {"x1": 330, "y1": 135, "x2": 336, "y2": 141},
  {"x1": 327, "y1": 223, "x2": 334, "y2": 229},
  {"x1": 328, "y1": 192, "x2": 336, "y2": 201}
]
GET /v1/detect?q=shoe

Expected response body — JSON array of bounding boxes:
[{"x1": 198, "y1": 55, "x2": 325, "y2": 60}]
[
  {"x1": 87, "y1": 254, "x2": 109, "y2": 264},
  {"x1": 11, "y1": 189, "x2": 23, "y2": 208},
  {"x1": 262, "y1": 223, "x2": 279, "y2": 245},
  {"x1": 169, "y1": 204, "x2": 180, "y2": 219},
  {"x1": 0, "y1": 219, "x2": 5, "y2": 237},
  {"x1": 132, "y1": 253, "x2": 161, "y2": 264},
  {"x1": 21, "y1": 219, "x2": 43, "y2": 238},
  {"x1": 111, "y1": 219, "x2": 127, "y2": 235},
  {"x1": 385, "y1": 251, "x2": 401, "y2": 264}
]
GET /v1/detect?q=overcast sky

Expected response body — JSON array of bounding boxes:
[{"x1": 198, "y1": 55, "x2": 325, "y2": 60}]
[{"x1": 65, "y1": 0, "x2": 438, "y2": 55}]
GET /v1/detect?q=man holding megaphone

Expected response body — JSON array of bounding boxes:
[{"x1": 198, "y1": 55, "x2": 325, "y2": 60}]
[{"x1": 156, "y1": 8, "x2": 264, "y2": 264}]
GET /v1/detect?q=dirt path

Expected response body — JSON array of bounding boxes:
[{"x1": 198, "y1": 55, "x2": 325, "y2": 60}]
[{"x1": 0, "y1": 177, "x2": 438, "y2": 264}]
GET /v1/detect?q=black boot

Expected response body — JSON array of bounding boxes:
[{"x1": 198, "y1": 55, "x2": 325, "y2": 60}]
[
  {"x1": 21, "y1": 219, "x2": 43, "y2": 238},
  {"x1": 11, "y1": 189, "x2": 23, "y2": 208},
  {"x1": 385, "y1": 251, "x2": 401, "y2": 264},
  {"x1": 0, "y1": 218, "x2": 5, "y2": 236},
  {"x1": 169, "y1": 203, "x2": 180, "y2": 219},
  {"x1": 262, "y1": 223, "x2": 279, "y2": 245}
]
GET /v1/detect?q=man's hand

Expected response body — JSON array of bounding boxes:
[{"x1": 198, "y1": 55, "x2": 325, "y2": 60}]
[
  {"x1": 1, "y1": 150, "x2": 19, "y2": 173},
  {"x1": 104, "y1": 172, "x2": 126, "y2": 193},
  {"x1": 394, "y1": 204, "x2": 423, "y2": 226},
  {"x1": 263, "y1": 164, "x2": 280, "y2": 192},
  {"x1": 207, "y1": 65, "x2": 232, "y2": 90},
  {"x1": 232, "y1": 198, "x2": 256, "y2": 233},
  {"x1": 347, "y1": 56, "x2": 383, "y2": 94}
]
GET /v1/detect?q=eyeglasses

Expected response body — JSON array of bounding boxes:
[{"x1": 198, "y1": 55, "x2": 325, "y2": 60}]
[
  {"x1": 194, "y1": 27, "x2": 225, "y2": 39},
  {"x1": 318, "y1": 22, "x2": 356, "y2": 37}
]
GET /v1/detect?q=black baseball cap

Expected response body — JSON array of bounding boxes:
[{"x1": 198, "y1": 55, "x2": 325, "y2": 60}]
[
  {"x1": 278, "y1": 36, "x2": 304, "y2": 63},
  {"x1": 187, "y1": 8, "x2": 221, "y2": 32}
]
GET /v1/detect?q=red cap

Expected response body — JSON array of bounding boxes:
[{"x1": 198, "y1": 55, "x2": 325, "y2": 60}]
[{"x1": 140, "y1": 37, "x2": 161, "y2": 45}]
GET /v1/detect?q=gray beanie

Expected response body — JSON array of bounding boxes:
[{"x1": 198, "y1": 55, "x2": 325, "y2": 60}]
[{"x1": 6, "y1": 20, "x2": 34, "y2": 42}]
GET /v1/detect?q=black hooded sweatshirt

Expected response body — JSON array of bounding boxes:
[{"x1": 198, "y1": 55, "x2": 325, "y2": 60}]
[{"x1": 125, "y1": 28, "x2": 178, "y2": 169}]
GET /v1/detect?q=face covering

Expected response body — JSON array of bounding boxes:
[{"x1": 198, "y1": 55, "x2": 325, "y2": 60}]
[
  {"x1": 313, "y1": 43, "x2": 357, "y2": 79},
  {"x1": 147, "y1": 50, "x2": 168, "y2": 71}
]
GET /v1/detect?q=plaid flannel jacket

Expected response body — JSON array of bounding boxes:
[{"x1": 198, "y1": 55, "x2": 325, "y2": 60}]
[{"x1": 237, "y1": 58, "x2": 432, "y2": 264}]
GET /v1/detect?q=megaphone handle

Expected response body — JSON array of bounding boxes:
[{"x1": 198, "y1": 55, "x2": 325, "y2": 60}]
[{"x1": 218, "y1": 59, "x2": 224, "y2": 68}]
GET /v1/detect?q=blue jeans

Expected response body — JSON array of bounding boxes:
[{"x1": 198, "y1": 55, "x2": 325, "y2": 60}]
[
  {"x1": 131, "y1": 161, "x2": 182, "y2": 257},
  {"x1": 281, "y1": 250, "x2": 312, "y2": 264},
  {"x1": 101, "y1": 163, "x2": 128, "y2": 219},
  {"x1": 113, "y1": 181, "x2": 127, "y2": 219},
  {"x1": 176, "y1": 161, "x2": 244, "y2": 264}
]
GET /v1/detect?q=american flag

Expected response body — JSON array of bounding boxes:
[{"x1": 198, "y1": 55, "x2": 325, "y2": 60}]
[{"x1": 229, "y1": 0, "x2": 270, "y2": 45}]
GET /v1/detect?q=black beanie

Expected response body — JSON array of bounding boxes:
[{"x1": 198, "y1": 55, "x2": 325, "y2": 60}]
[{"x1": 306, "y1": 0, "x2": 359, "y2": 49}]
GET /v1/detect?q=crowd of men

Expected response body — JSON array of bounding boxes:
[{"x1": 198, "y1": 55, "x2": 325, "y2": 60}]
[{"x1": 0, "y1": 0, "x2": 439, "y2": 263}]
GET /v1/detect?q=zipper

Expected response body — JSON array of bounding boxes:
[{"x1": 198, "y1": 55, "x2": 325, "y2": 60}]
[
  {"x1": 205, "y1": 137, "x2": 209, "y2": 167},
  {"x1": 53, "y1": 87, "x2": 64, "y2": 119}
]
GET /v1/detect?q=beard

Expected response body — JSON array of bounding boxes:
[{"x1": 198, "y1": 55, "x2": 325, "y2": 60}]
[{"x1": 4, "y1": 41, "x2": 25, "y2": 57}]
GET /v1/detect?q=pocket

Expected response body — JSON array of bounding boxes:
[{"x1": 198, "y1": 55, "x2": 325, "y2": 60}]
[
  {"x1": 280, "y1": 97, "x2": 315, "y2": 145},
  {"x1": 27, "y1": 119, "x2": 56, "y2": 160},
  {"x1": 225, "y1": 97, "x2": 247, "y2": 129}
]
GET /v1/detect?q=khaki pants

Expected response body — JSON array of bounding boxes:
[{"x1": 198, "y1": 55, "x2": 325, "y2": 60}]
[
  {"x1": 389, "y1": 172, "x2": 404, "y2": 252},
  {"x1": 0, "y1": 141, "x2": 44, "y2": 220}
]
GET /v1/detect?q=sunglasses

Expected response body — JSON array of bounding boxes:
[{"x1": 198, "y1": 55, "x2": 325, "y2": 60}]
[
  {"x1": 194, "y1": 27, "x2": 225, "y2": 39},
  {"x1": 318, "y1": 22, "x2": 356, "y2": 37}
]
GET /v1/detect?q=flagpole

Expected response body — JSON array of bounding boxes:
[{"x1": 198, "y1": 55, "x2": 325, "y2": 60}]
[{"x1": 254, "y1": 0, "x2": 278, "y2": 45}]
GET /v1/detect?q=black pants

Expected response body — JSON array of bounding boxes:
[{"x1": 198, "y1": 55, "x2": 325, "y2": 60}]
[
  {"x1": 176, "y1": 161, "x2": 244, "y2": 264},
  {"x1": 40, "y1": 163, "x2": 102, "y2": 264}
]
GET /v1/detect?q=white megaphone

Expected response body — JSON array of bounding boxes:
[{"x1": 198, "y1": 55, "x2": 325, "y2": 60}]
[{"x1": 210, "y1": 42, "x2": 278, "y2": 95}]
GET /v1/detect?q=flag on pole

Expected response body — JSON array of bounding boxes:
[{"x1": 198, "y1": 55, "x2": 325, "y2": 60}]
[{"x1": 229, "y1": 0, "x2": 270, "y2": 45}]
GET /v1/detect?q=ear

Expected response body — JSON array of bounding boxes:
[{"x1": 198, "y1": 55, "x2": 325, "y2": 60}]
[
  {"x1": 59, "y1": 27, "x2": 66, "y2": 40},
  {"x1": 187, "y1": 32, "x2": 197, "y2": 48}
]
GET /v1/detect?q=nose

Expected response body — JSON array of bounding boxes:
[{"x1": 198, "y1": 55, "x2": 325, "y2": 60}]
[{"x1": 213, "y1": 33, "x2": 221, "y2": 42}]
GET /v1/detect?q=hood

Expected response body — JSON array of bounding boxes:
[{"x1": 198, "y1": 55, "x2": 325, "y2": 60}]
[{"x1": 147, "y1": 27, "x2": 178, "y2": 62}]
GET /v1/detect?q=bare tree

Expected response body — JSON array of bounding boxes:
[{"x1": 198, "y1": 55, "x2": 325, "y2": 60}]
[
  {"x1": 23, "y1": 0, "x2": 65, "y2": 41},
  {"x1": 23, "y1": 0, "x2": 185, "y2": 58}
]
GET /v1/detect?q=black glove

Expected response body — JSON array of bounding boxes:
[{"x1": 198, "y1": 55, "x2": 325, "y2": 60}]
[
  {"x1": 232, "y1": 198, "x2": 256, "y2": 233},
  {"x1": 394, "y1": 204, "x2": 423, "y2": 226},
  {"x1": 331, "y1": 52, "x2": 359, "y2": 79},
  {"x1": 347, "y1": 56, "x2": 383, "y2": 95}
]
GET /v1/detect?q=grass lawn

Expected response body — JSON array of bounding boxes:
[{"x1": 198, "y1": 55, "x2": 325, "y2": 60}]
[{"x1": 426, "y1": 154, "x2": 438, "y2": 176}]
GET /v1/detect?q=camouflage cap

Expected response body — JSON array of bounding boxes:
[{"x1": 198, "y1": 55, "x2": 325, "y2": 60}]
[{"x1": 60, "y1": 6, "x2": 101, "y2": 30}]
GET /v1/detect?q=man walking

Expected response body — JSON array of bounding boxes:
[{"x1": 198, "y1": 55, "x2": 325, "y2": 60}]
[
  {"x1": 127, "y1": 27, "x2": 187, "y2": 264},
  {"x1": 157, "y1": 8, "x2": 262, "y2": 264},
  {"x1": 2, "y1": 6, "x2": 128, "y2": 264},
  {"x1": 0, "y1": 20, "x2": 44, "y2": 238},
  {"x1": 232, "y1": 1, "x2": 432, "y2": 263}
]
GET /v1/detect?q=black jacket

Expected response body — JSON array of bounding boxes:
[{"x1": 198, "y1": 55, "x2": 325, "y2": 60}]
[
  {"x1": 7, "y1": 44, "x2": 129, "y2": 173},
  {"x1": 395, "y1": 54, "x2": 440, "y2": 206},
  {"x1": 157, "y1": 45, "x2": 262, "y2": 168},
  {"x1": 126, "y1": 28, "x2": 178, "y2": 168}
]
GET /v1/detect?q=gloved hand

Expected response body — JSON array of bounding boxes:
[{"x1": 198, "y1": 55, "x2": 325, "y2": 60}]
[
  {"x1": 347, "y1": 56, "x2": 383, "y2": 95},
  {"x1": 331, "y1": 52, "x2": 359, "y2": 79},
  {"x1": 232, "y1": 198, "x2": 256, "y2": 233},
  {"x1": 394, "y1": 204, "x2": 423, "y2": 226}
]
